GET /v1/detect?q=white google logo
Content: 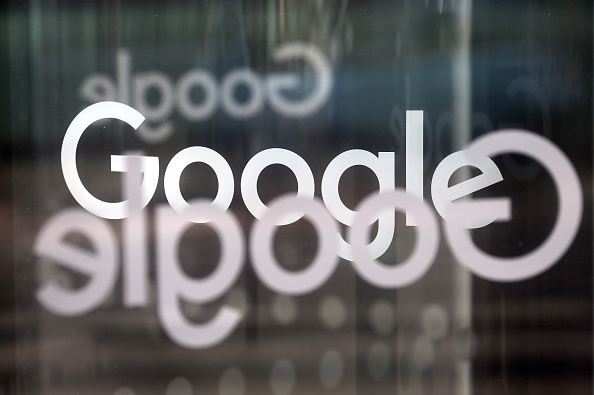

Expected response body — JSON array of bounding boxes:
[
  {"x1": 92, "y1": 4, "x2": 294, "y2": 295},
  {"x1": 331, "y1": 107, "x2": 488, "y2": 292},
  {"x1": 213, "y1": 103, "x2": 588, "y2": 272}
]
[
  {"x1": 34, "y1": 101, "x2": 582, "y2": 349},
  {"x1": 79, "y1": 42, "x2": 332, "y2": 143}
]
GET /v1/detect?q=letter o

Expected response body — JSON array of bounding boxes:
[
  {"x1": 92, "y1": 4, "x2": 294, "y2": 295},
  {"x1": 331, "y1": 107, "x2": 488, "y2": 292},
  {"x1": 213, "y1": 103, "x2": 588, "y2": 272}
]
[
  {"x1": 164, "y1": 146, "x2": 234, "y2": 223},
  {"x1": 220, "y1": 69, "x2": 264, "y2": 118},
  {"x1": 242, "y1": 148, "x2": 315, "y2": 225},
  {"x1": 177, "y1": 70, "x2": 218, "y2": 121}
]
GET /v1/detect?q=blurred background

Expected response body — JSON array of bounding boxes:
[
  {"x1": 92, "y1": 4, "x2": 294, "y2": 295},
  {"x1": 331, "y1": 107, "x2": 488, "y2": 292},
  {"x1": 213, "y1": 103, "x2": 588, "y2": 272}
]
[{"x1": 1, "y1": 0, "x2": 593, "y2": 394}]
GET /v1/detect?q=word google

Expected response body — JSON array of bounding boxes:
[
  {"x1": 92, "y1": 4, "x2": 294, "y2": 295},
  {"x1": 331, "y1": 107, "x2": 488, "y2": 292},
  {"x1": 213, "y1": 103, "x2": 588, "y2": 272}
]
[{"x1": 34, "y1": 102, "x2": 582, "y2": 348}]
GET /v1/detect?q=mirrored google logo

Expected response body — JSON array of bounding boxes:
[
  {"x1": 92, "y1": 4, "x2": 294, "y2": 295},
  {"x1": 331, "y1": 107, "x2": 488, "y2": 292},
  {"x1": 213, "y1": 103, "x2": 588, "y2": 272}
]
[{"x1": 79, "y1": 42, "x2": 333, "y2": 143}]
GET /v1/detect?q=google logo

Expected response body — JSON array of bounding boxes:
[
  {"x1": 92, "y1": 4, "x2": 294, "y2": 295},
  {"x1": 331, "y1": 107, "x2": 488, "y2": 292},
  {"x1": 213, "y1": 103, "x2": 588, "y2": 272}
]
[{"x1": 34, "y1": 102, "x2": 582, "y2": 348}]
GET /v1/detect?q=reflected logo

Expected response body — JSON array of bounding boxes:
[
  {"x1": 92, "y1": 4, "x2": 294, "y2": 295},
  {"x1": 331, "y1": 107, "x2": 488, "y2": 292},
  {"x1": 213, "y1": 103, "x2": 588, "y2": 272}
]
[
  {"x1": 34, "y1": 102, "x2": 583, "y2": 348},
  {"x1": 79, "y1": 43, "x2": 333, "y2": 143}
]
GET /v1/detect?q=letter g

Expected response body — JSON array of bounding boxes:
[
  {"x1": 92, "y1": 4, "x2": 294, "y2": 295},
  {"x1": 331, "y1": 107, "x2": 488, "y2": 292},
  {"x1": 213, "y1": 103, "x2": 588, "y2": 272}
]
[{"x1": 61, "y1": 101, "x2": 159, "y2": 219}]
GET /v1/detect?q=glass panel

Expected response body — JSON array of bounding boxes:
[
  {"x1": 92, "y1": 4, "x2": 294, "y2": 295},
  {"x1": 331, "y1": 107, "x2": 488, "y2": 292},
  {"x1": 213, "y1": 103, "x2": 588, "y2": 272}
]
[{"x1": 3, "y1": 0, "x2": 593, "y2": 394}]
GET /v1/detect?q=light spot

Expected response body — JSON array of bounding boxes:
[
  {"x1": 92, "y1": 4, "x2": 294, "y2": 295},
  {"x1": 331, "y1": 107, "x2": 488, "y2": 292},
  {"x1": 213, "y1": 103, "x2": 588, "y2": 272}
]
[
  {"x1": 369, "y1": 299, "x2": 395, "y2": 335},
  {"x1": 165, "y1": 377, "x2": 193, "y2": 395},
  {"x1": 319, "y1": 350, "x2": 344, "y2": 389},
  {"x1": 219, "y1": 368, "x2": 245, "y2": 395},
  {"x1": 420, "y1": 304, "x2": 449, "y2": 340},
  {"x1": 367, "y1": 342, "x2": 391, "y2": 380},
  {"x1": 113, "y1": 388, "x2": 135, "y2": 395},
  {"x1": 319, "y1": 295, "x2": 347, "y2": 330},
  {"x1": 270, "y1": 359, "x2": 296, "y2": 395},
  {"x1": 271, "y1": 295, "x2": 297, "y2": 326}
]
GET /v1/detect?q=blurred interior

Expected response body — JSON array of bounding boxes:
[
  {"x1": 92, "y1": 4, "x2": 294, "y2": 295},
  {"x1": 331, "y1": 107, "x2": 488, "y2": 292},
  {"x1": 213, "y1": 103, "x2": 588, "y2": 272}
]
[{"x1": 1, "y1": 0, "x2": 593, "y2": 394}]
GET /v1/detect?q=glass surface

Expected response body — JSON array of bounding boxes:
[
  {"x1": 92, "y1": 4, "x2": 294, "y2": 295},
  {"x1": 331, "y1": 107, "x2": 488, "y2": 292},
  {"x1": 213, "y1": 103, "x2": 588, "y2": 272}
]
[{"x1": 2, "y1": 0, "x2": 593, "y2": 394}]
